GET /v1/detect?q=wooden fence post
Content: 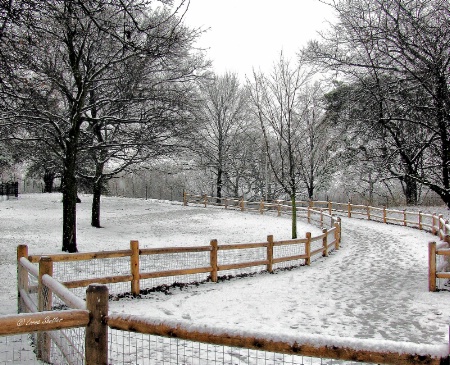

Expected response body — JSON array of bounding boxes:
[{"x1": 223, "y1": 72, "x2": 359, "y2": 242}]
[
  {"x1": 383, "y1": 206, "x2": 387, "y2": 224},
  {"x1": 418, "y1": 211, "x2": 423, "y2": 230},
  {"x1": 367, "y1": 206, "x2": 371, "y2": 221},
  {"x1": 403, "y1": 210, "x2": 407, "y2": 226},
  {"x1": 203, "y1": 194, "x2": 208, "y2": 208},
  {"x1": 305, "y1": 232, "x2": 311, "y2": 266},
  {"x1": 224, "y1": 198, "x2": 228, "y2": 209},
  {"x1": 267, "y1": 235, "x2": 274, "y2": 273},
  {"x1": 439, "y1": 215, "x2": 444, "y2": 240},
  {"x1": 17, "y1": 245, "x2": 29, "y2": 313},
  {"x1": 38, "y1": 257, "x2": 53, "y2": 312},
  {"x1": 183, "y1": 191, "x2": 188, "y2": 206},
  {"x1": 347, "y1": 201, "x2": 352, "y2": 218},
  {"x1": 240, "y1": 197, "x2": 245, "y2": 211},
  {"x1": 429, "y1": 242, "x2": 437, "y2": 292},
  {"x1": 259, "y1": 200, "x2": 264, "y2": 214},
  {"x1": 431, "y1": 213, "x2": 437, "y2": 235},
  {"x1": 320, "y1": 209, "x2": 324, "y2": 228},
  {"x1": 307, "y1": 207, "x2": 311, "y2": 224},
  {"x1": 37, "y1": 256, "x2": 53, "y2": 362},
  {"x1": 322, "y1": 228, "x2": 328, "y2": 257},
  {"x1": 334, "y1": 221, "x2": 340, "y2": 250},
  {"x1": 328, "y1": 201, "x2": 332, "y2": 215},
  {"x1": 210, "y1": 239, "x2": 218, "y2": 283},
  {"x1": 277, "y1": 201, "x2": 281, "y2": 217},
  {"x1": 130, "y1": 240, "x2": 140, "y2": 296},
  {"x1": 85, "y1": 284, "x2": 109, "y2": 365}
]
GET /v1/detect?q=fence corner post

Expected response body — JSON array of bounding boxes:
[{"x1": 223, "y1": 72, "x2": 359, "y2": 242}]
[
  {"x1": 322, "y1": 228, "x2": 328, "y2": 257},
  {"x1": 86, "y1": 284, "x2": 109, "y2": 365},
  {"x1": 429, "y1": 242, "x2": 437, "y2": 292},
  {"x1": 130, "y1": 240, "x2": 140, "y2": 296},
  {"x1": 38, "y1": 256, "x2": 53, "y2": 312},
  {"x1": 267, "y1": 235, "x2": 274, "y2": 273},
  {"x1": 210, "y1": 239, "x2": 218, "y2": 283},
  {"x1": 305, "y1": 232, "x2": 311, "y2": 266}
]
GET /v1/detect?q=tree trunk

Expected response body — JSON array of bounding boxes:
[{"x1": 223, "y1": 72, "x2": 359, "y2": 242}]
[
  {"x1": 403, "y1": 175, "x2": 418, "y2": 206},
  {"x1": 91, "y1": 178, "x2": 102, "y2": 228},
  {"x1": 291, "y1": 193, "x2": 297, "y2": 239},
  {"x1": 216, "y1": 166, "x2": 223, "y2": 204},
  {"x1": 62, "y1": 148, "x2": 78, "y2": 252},
  {"x1": 91, "y1": 155, "x2": 106, "y2": 228},
  {"x1": 43, "y1": 170, "x2": 55, "y2": 193}
]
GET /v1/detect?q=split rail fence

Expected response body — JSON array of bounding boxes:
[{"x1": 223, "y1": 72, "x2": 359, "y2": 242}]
[
  {"x1": 183, "y1": 193, "x2": 450, "y2": 292},
  {"x1": 1, "y1": 195, "x2": 449, "y2": 364}
]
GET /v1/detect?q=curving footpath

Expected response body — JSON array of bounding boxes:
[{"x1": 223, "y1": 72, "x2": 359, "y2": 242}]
[{"x1": 112, "y1": 214, "x2": 450, "y2": 347}]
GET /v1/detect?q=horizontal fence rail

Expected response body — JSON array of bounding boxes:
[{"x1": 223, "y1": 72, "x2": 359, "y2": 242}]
[{"x1": 107, "y1": 313, "x2": 449, "y2": 365}]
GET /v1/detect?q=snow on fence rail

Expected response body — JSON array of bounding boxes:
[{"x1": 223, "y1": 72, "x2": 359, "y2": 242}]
[
  {"x1": 107, "y1": 313, "x2": 449, "y2": 365},
  {"x1": 184, "y1": 193, "x2": 450, "y2": 292}
]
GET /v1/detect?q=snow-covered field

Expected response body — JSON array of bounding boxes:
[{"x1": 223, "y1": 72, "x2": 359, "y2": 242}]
[{"x1": 1, "y1": 193, "x2": 449, "y2": 351}]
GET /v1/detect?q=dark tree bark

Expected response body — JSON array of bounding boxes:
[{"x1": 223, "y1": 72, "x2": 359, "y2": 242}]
[{"x1": 43, "y1": 169, "x2": 55, "y2": 193}]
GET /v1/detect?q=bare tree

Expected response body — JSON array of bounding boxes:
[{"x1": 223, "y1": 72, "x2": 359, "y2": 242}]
[
  {"x1": 193, "y1": 72, "x2": 250, "y2": 200},
  {"x1": 306, "y1": 0, "x2": 450, "y2": 207},
  {"x1": 0, "y1": 0, "x2": 204, "y2": 251},
  {"x1": 296, "y1": 81, "x2": 336, "y2": 200},
  {"x1": 249, "y1": 55, "x2": 315, "y2": 239}
]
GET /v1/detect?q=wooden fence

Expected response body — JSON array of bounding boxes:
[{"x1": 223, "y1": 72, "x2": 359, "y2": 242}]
[
  {"x1": 184, "y1": 193, "x2": 450, "y2": 292},
  {"x1": 5, "y1": 197, "x2": 450, "y2": 363},
  {"x1": 13, "y1": 244, "x2": 449, "y2": 365},
  {"x1": 10, "y1": 245, "x2": 109, "y2": 364},
  {"x1": 21, "y1": 221, "x2": 340, "y2": 298},
  {"x1": 107, "y1": 313, "x2": 449, "y2": 365}
]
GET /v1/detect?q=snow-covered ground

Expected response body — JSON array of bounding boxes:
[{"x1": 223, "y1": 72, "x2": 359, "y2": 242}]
[{"x1": 1, "y1": 193, "x2": 449, "y2": 350}]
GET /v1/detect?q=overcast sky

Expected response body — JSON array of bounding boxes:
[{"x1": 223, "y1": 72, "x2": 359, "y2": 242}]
[{"x1": 179, "y1": 0, "x2": 336, "y2": 79}]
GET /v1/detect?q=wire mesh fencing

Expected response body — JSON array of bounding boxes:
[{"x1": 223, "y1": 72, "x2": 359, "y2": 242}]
[
  {"x1": 0, "y1": 329, "x2": 84, "y2": 365},
  {"x1": 0, "y1": 333, "x2": 42, "y2": 364},
  {"x1": 108, "y1": 329, "x2": 373, "y2": 365}
]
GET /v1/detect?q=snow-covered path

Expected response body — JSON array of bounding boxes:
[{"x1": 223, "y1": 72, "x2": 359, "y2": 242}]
[{"x1": 111, "y1": 216, "x2": 450, "y2": 346}]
